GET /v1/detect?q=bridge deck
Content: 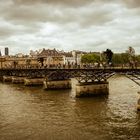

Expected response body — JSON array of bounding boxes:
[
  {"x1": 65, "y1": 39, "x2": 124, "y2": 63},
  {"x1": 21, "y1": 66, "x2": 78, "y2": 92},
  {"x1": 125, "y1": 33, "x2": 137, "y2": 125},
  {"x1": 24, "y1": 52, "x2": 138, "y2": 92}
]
[{"x1": 0, "y1": 68, "x2": 140, "y2": 84}]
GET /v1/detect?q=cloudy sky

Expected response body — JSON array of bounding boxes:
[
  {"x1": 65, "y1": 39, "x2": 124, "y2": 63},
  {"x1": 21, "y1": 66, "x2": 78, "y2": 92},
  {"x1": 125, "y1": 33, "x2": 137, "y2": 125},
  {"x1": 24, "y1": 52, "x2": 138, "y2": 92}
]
[{"x1": 0, "y1": 0, "x2": 140, "y2": 54}]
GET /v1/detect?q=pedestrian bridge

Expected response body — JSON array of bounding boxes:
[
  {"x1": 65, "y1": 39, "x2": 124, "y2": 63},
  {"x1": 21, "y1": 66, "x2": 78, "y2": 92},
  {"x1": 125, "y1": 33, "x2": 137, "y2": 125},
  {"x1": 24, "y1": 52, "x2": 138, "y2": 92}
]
[
  {"x1": 0, "y1": 67, "x2": 140, "y2": 85},
  {"x1": 0, "y1": 67, "x2": 140, "y2": 101}
]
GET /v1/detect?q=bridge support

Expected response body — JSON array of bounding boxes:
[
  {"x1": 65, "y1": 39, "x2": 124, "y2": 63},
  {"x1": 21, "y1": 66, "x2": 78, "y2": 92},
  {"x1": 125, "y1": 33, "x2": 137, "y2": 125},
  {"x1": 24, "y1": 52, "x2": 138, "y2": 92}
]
[
  {"x1": 0, "y1": 76, "x2": 3, "y2": 81},
  {"x1": 76, "y1": 81, "x2": 109, "y2": 97},
  {"x1": 137, "y1": 93, "x2": 140, "y2": 111},
  {"x1": 24, "y1": 78, "x2": 44, "y2": 86},
  {"x1": 75, "y1": 70, "x2": 114, "y2": 97},
  {"x1": 12, "y1": 76, "x2": 25, "y2": 84},
  {"x1": 43, "y1": 70, "x2": 71, "y2": 90},
  {"x1": 44, "y1": 79, "x2": 71, "y2": 90},
  {"x1": 3, "y1": 76, "x2": 13, "y2": 82}
]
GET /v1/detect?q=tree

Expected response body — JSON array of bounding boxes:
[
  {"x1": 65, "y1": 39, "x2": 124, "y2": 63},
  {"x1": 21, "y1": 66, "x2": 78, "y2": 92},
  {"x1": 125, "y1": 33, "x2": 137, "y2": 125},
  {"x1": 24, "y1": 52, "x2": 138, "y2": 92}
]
[
  {"x1": 128, "y1": 46, "x2": 135, "y2": 56},
  {"x1": 81, "y1": 53, "x2": 100, "y2": 64},
  {"x1": 135, "y1": 55, "x2": 140, "y2": 67},
  {"x1": 103, "y1": 49, "x2": 113, "y2": 64},
  {"x1": 121, "y1": 53, "x2": 130, "y2": 64},
  {"x1": 112, "y1": 53, "x2": 129, "y2": 67},
  {"x1": 135, "y1": 55, "x2": 140, "y2": 63},
  {"x1": 112, "y1": 54, "x2": 123, "y2": 65},
  {"x1": 126, "y1": 46, "x2": 136, "y2": 68}
]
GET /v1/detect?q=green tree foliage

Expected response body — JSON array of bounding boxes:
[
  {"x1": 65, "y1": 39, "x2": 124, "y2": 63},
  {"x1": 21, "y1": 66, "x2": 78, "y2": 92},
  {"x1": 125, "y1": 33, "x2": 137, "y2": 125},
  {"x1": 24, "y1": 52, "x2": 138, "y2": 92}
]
[
  {"x1": 121, "y1": 53, "x2": 130, "y2": 64},
  {"x1": 112, "y1": 53, "x2": 130, "y2": 65},
  {"x1": 81, "y1": 53, "x2": 100, "y2": 64},
  {"x1": 103, "y1": 49, "x2": 113, "y2": 64},
  {"x1": 135, "y1": 55, "x2": 140, "y2": 64},
  {"x1": 112, "y1": 54, "x2": 122, "y2": 65},
  {"x1": 81, "y1": 51, "x2": 140, "y2": 67}
]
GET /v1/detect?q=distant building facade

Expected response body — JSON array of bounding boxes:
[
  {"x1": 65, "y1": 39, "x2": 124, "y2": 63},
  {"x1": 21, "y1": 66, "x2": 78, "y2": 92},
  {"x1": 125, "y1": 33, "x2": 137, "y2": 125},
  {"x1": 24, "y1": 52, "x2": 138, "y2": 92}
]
[
  {"x1": 1, "y1": 48, "x2": 84, "y2": 68},
  {"x1": 5, "y1": 47, "x2": 9, "y2": 56},
  {"x1": 0, "y1": 50, "x2": 2, "y2": 56},
  {"x1": 37, "y1": 48, "x2": 64, "y2": 67}
]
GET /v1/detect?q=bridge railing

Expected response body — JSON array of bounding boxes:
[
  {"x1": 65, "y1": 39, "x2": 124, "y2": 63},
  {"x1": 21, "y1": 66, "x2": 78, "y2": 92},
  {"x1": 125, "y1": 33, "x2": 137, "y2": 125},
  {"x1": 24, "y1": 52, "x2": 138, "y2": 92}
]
[
  {"x1": 0, "y1": 61, "x2": 139, "y2": 70},
  {"x1": 0, "y1": 65, "x2": 139, "y2": 70}
]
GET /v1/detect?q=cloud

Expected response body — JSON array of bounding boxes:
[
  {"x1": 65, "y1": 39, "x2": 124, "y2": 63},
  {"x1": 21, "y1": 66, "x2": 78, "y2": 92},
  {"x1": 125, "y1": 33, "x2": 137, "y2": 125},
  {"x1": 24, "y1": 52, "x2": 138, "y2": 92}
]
[
  {"x1": 13, "y1": 0, "x2": 99, "y2": 7},
  {"x1": 122, "y1": 0, "x2": 140, "y2": 8},
  {"x1": 0, "y1": 18, "x2": 41, "y2": 39},
  {"x1": 0, "y1": 1, "x2": 113, "y2": 26},
  {"x1": 0, "y1": 0, "x2": 140, "y2": 54}
]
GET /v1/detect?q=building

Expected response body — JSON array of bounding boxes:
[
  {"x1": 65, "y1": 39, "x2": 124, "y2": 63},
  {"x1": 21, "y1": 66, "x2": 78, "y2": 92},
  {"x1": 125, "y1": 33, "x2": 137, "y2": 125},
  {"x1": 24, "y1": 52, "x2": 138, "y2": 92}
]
[
  {"x1": 63, "y1": 52, "x2": 74, "y2": 65},
  {"x1": 71, "y1": 50, "x2": 85, "y2": 65},
  {"x1": 29, "y1": 50, "x2": 40, "y2": 57},
  {"x1": 3, "y1": 56, "x2": 39, "y2": 69},
  {"x1": 5, "y1": 47, "x2": 9, "y2": 56},
  {"x1": 15, "y1": 53, "x2": 25, "y2": 58},
  {"x1": 37, "y1": 48, "x2": 64, "y2": 67}
]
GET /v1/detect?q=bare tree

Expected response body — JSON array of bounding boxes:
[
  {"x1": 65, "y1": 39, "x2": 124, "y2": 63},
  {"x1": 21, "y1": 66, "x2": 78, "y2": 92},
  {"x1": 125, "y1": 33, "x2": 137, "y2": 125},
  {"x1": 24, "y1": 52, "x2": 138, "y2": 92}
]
[{"x1": 127, "y1": 46, "x2": 136, "y2": 68}]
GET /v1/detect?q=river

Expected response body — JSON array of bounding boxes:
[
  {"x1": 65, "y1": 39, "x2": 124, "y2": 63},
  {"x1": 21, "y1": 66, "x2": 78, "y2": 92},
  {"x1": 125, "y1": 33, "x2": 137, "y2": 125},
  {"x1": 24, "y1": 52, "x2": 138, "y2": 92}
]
[{"x1": 0, "y1": 75, "x2": 140, "y2": 140}]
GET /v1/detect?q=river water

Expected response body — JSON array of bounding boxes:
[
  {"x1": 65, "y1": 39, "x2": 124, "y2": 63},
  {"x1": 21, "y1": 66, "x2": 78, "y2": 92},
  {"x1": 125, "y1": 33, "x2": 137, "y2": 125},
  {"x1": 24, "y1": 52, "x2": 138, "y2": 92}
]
[{"x1": 0, "y1": 75, "x2": 140, "y2": 140}]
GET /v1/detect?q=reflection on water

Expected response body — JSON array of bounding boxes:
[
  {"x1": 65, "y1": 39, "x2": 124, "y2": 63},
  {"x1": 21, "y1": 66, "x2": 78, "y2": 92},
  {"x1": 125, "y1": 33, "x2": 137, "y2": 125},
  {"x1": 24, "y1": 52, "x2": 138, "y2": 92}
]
[{"x1": 0, "y1": 75, "x2": 140, "y2": 140}]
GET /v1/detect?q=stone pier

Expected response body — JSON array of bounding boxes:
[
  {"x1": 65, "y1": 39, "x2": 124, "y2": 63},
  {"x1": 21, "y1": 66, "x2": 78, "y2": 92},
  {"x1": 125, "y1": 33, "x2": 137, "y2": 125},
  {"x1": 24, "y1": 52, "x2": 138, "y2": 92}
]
[
  {"x1": 0, "y1": 76, "x2": 3, "y2": 81},
  {"x1": 76, "y1": 81, "x2": 109, "y2": 97},
  {"x1": 3, "y1": 76, "x2": 13, "y2": 82},
  {"x1": 12, "y1": 76, "x2": 25, "y2": 84},
  {"x1": 44, "y1": 79, "x2": 71, "y2": 90},
  {"x1": 137, "y1": 92, "x2": 140, "y2": 111},
  {"x1": 24, "y1": 78, "x2": 44, "y2": 86}
]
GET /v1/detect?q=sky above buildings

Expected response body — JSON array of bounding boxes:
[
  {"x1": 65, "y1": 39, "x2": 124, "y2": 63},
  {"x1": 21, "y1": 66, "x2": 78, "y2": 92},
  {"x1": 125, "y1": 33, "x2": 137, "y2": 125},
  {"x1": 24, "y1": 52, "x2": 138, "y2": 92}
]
[{"x1": 0, "y1": 0, "x2": 140, "y2": 54}]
